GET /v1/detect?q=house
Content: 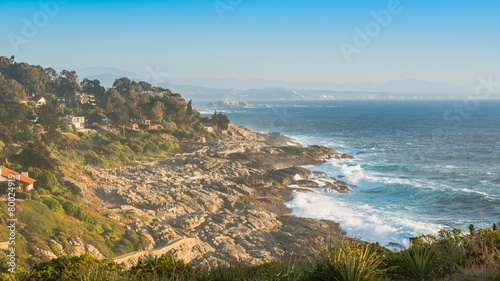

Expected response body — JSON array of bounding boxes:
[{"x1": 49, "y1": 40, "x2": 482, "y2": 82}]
[
  {"x1": 21, "y1": 95, "x2": 46, "y2": 106},
  {"x1": 56, "y1": 96, "x2": 75, "y2": 104},
  {"x1": 64, "y1": 116, "x2": 86, "y2": 129},
  {"x1": 0, "y1": 166, "x2": 36, "y2": 192},
  {"x1": 75, "y1": 93, "x2": 96, "y2": 105},
  {"x1": 129, "y1": 123, "x2": 139, "y2": 131},
  {"x1": 149, "y1": 124, "x2": 164, "y2": 130}
]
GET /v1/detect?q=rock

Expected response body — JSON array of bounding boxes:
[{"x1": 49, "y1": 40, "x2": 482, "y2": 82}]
[
  {"x1": 39, "y1": 248, "x2": 57, "y2": 261},
  {"x1": 295, "y1": 180, "x2": 321, "y2": 187},
  {"x1": 81, "y1": 125, "x2": 354, "y2": 267},
  {"x1": 265, "y1": 132, "x2": 301, "y2": 147}
]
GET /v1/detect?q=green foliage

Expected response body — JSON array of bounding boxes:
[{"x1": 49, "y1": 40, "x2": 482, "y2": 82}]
[
  {"x1": 62, "y1": 180, "x2": 82, "y2": 197},
  {"x1": 211, "y1": 111, "x2": 230, "y2": 130},
  {"x1": 306, "y1": 240, "x2": 384, "y2": 281},
  {"x1": 130, "y1": 255, "x2": 195, "y2": 280},
  {"x1": 12, "y1": 141, "x2": 56, "y2": 170},
  {"x1": 41, "y1": 197, "x2": 65, "y2": 214},
  {"x1": 0, "y1": 56, "x2": 220, "y2": 167},
  {"x1": 27, "y1": 167, "x2": 59, "y2": 190},
  {"x1": 20, "y1": 254, "x2": 120, "y2": 281},
  {"x1": 37, "y1": 103, "x2": 62, "y2": 141},
  {"x1": 398, "y1": 245, "x2": 438, "y2": 279}
]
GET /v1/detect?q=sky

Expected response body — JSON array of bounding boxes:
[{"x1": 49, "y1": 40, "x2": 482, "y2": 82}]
[{"x1": 1, "y1": 0, "x2": 500, "y2": 88}]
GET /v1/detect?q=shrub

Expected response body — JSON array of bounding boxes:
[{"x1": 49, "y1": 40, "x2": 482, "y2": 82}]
[
  {"x1": 61, "y1": 200, "x2": 78, "y2": 217},
  {"x1": 398, "y1": 245, "x2": 438, "y2": 279},
  {"x1": 129, "y1": 255, "x2": 195, "y2": 280},
  {"x1": 20, "y1": 254, "x2": 121, "y2": 281},
  {"x1": 41, "y1": 197, "x2": 64, "y2": 214},
  {"x1": 62, "y1": 180, "x2": 82, "y2": 197},
  {"x1": 27, "y1": 167, "x2": 60, "y2": 191},
  {"x1": 306, "y1": 240, "x2": 384, "y2": 281}
]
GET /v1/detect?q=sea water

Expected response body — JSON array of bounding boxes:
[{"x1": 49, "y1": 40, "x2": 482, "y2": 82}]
[{"x1": 197, "y1": 100, "x2": 500, "y2": 247}]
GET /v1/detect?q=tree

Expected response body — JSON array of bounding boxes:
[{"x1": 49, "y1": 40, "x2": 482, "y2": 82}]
[
  {"x1": 0, "y1": 101, "x2": 30, "y2": 133},
  {"x1": 106, "y1": 89, "x2": 129, "y2": 137},
  {"x1": 9, "y1": 63, "x2": 45, "y2": 95},
  {"x1": 186, "y1": 100, "x2": 193, "y2": 116},
  {"x1": 12, "y1": 141, "x2": 56, "y2": 170},
  {"x1": 211, "y1": 110, "x2": 219, "y2": 128},
  {"x1": 113, "y1": 77, "x2": 143, "y2": 117},
  {"x1": 0, "y1": 72, "x2": 26, "y2": 101},
  {"x1": 44, "y1": 67, "x2": 60, "y2": 94},
  {"x1": 28, "y1": 167, "x2": 59, "y2": 191},
  {"x1": 211, "y1": 111, "x2": 230, "y2": 130},
  {"x1": 0, "y1": 56, "x2": 13, "y2": 70},
  {"x1": 59, "y1": 70, "x2": 82, "y2": 96},
  {"x1": 37, "y1": 103, "x2": 61, "y2": 140},
  {"x1": 152, "y1": 101, "x2": 165, "y2": 121},
  {"x1": 81, "y1": 78, "x2": 105, "y2": 100}
]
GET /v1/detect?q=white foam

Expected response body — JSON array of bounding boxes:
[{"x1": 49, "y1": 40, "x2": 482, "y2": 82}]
[
  {"x1": 286, "y1": 190, "x2": 444, "y2": 247},
  {"x1": 338, "y1": 164, "x2": 367, "y2": 184},
  {"x1": 458, "y1": 188, "x2": 490, "y2": 198}
]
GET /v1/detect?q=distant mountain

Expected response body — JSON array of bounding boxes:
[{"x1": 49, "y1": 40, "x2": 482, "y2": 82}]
[
  {"x1": 160, "y1": 78, "x2": 469, "y2": 95},
  {"x1": 55, "y1": 66, "x2": 472, "y2": 99},
  {"x1": 55, "y1": 66, "x2": 141, "y2": 88},
  {"x1": 85, "y1": 74, "x2": 134, "y2": 88},
  {"x1": 158, "y1": 79, "x2": 471, "y2": 101}
]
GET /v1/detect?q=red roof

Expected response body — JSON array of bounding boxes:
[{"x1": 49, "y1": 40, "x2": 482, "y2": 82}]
[{"x1": 0, "y1": 166, "x2": 36, "y2": 185}]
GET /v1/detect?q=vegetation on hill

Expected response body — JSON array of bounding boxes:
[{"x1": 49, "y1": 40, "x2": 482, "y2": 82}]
[
  {"x1": 0, "y1": 56, "x2": 230, "y2": 271},
  {"x1": 0, "y1": 55, "x2": 230, "y2": 167}
]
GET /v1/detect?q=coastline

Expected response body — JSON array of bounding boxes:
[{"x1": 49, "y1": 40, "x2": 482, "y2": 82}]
[{"x1": 77, "y1": 125, "x2": 356, "y2": 267}]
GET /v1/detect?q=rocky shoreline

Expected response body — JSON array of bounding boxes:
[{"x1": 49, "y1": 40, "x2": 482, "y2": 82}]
[{"x1": 79, "y1": 126, "x2": 355, "y2": 267}]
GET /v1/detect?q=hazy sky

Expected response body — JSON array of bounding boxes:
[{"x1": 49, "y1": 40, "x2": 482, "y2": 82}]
[{"x1": 1, "y1": 0, "x2": 499, "y2": 87}]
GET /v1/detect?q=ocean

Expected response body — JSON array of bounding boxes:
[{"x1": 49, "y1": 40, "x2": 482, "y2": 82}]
[{"x1": 196, "y1": 100, "x2": 500, "y2": 247}]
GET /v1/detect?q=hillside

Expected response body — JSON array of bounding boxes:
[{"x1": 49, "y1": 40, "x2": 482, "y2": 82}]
[{"x1": 0, "y1": 56, "x2": 230, "y2": 270}]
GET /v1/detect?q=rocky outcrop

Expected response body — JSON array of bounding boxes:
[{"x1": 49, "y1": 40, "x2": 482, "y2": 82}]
[
  {"x1": 37, "y1": 237, "x2": 106, "y2": 262},
  {"x1": 82, "y1": 126, "x2": 354, "y2": 267}
]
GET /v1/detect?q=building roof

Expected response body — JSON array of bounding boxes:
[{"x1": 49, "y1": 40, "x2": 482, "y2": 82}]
[
  {"x1": 32, "y1": 96, "x2": 45, "y2": 102},
  {"x1": 0, "y1": 166, "x2": 36, "y2": 185},
  {"x1": 21, "y1": 96, "x2": 45, "y2": 103}
]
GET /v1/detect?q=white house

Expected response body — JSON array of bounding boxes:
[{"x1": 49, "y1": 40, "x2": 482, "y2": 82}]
[
  {"x1": 21, "y1": 95, "x2": 46, "y2": 107},
  {"x1": 64, "y1": 116, "x2": 86, "y2": 129}
]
